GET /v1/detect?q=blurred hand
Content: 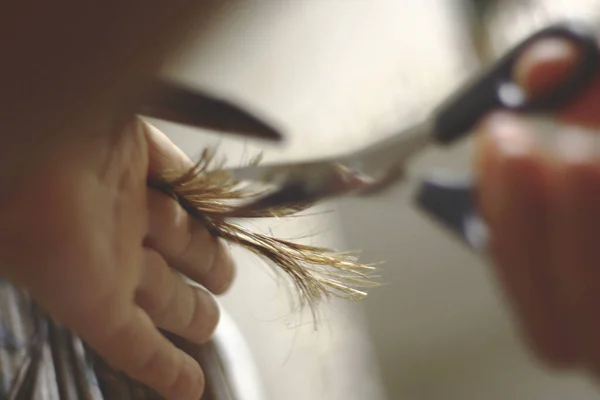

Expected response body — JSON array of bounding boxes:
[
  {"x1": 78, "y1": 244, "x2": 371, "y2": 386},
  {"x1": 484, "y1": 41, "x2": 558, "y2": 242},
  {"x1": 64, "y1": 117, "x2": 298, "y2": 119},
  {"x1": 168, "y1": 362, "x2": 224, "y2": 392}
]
[
  {"x1": 0, "y1": 118, "x2": 235, "y2": 400},
  {"x1": 474, "y1": 37, "x2": 600, "y2": 376},
  {"x1": 0, "y1": 3, "x2": 230, "y2": 399}
]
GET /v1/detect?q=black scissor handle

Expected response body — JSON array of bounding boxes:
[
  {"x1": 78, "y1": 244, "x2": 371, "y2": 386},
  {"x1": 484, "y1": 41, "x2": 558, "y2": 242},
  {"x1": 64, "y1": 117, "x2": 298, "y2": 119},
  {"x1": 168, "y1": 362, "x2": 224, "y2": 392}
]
[
  {"x1": 434, "y1": 22, "x2": 600, "y2": 145},
  {"x1": 414, "y1": 176, "x2": 487, "y2": 251}
]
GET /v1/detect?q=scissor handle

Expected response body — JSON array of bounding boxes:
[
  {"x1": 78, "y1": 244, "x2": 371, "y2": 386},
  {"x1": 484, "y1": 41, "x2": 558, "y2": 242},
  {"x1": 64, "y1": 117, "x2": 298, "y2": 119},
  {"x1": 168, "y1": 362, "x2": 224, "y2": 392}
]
[
  {"x1": 415, "y1": 176, "x2": 486, "y2": 250},
  {"x1": 433, "y1": 22, "x2": 600, "y2": 145}
]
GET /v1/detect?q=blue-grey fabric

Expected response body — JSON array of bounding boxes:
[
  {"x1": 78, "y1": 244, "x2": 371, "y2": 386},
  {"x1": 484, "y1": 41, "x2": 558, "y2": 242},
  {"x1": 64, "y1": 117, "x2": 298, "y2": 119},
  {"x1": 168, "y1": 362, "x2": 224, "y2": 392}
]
[
  {"x1": 0, "y1": 278, "x2": 107, "y2": 399},
  {"x1": 0, "y1": 278, "x2": 227, "y2": 400}
]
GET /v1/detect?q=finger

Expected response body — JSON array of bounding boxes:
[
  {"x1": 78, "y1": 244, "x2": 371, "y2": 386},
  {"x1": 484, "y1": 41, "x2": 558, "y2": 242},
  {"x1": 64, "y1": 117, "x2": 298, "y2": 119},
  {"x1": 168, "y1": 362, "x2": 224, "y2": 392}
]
[
  {"x1": 477, "y1": 113, "x2": 577, "y2": 366},
  {"x1": 514, "y1": 37, "x2": 600, "y2": 128},
  {"x1": 474, "y1": 113, "x2": 504, "y2": 224},
  {"x1": 144, "y1": 120, "x2": 194, "y2": 179},
  {"x1": 549, "y1": 128, "x2": 600, "y2": 370},
  {"x1": 143, "y1": 120, "x2": 236, "y2": 294},
  {"x1": 85, "y1": 304, "x2": 204, "y2": 400},
  {"x1": 146, "y1": 189, "x2": 236, "y2": 294},
  {"x1": 136, "y1": 248, "x2": 220, "y2": 344}
]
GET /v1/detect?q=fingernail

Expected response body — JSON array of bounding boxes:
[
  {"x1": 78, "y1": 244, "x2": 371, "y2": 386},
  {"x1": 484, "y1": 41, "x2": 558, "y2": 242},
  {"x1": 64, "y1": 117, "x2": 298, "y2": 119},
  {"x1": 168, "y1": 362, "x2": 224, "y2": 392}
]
[{"x1": 556, "y1": 126, "x2": 600, "y2": 164}]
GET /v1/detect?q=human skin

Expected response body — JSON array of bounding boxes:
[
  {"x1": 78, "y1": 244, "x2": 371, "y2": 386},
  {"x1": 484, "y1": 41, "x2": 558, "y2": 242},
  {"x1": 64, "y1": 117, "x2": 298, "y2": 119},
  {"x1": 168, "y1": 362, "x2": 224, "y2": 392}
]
[
  {"x1": 0, "y1": 2, "x2": 232, "y2": 400},
  {"x1": 475, "y1": 37, "x2": 600, "y2": 379},
  {"x1": 4, "y1": 2, "x2": 600, "y2": 397}
]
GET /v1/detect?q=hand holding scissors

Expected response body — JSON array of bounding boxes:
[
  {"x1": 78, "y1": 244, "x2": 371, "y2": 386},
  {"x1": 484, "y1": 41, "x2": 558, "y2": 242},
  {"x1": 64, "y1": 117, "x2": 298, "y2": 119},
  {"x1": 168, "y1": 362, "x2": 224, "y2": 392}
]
[
  {"x1": 219, "y1": 21, "x2": 600, "y2": 380},
  {"x1": 475, "y1": 29, "x2": 600, "y2": 377}
]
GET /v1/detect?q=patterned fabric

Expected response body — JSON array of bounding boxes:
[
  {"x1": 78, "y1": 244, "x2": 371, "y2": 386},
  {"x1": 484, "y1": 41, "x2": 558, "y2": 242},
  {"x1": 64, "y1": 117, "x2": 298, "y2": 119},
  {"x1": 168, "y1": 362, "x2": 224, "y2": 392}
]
[
  {"x1": 0, "y1": 277, "x2": 104, "y2": 399},
  {"x1": 0, "y1": 278, "x2": 226, "y2": 400}
]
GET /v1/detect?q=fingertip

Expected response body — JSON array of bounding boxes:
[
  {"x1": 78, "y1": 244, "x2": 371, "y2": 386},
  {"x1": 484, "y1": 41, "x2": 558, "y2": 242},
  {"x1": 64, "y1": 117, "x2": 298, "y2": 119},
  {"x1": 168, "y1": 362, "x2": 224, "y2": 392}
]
[
  {"x1": 142, "y1": 118, "x2": 193, "y2": 177},
  {"x1": 166, "y1": 353, "x2": 205, "y2": 400},
  {"x1": 204, "y1": 240, "x2": 236, "y2": 295}
]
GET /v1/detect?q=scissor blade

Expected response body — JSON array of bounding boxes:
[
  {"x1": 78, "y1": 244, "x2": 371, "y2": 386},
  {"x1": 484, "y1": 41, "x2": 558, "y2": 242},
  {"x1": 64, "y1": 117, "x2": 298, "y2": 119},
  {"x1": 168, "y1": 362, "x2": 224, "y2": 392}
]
[
  {"x1": 345, "y1": 120, "x2": 433, "y2": 177},
  {"x1": 223, "y1": 164, "x2": 279, "y2": 183},
  {"x1": 138, "y1": 79, "x2": 283, "y2": 141}
]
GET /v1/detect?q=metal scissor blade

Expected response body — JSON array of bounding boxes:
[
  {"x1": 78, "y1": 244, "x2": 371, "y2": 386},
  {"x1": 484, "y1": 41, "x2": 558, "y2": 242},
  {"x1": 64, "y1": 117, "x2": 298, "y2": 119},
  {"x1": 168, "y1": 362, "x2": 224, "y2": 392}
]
[
  {"x1": 221, "y1": 121, "x2": 433, "y2": 214},
  {"x1": 345, "y1": 120, "x2": 433, "y2": 176},
  {"x1": 138, "y1": 79, "x2": 283, "y2": 141},
  {"x1": 225, "y1": 159, "x2": 333, "y2": 184},
  {"x1": 225, "y1": 120, "x2": 432, "y2": 184}
]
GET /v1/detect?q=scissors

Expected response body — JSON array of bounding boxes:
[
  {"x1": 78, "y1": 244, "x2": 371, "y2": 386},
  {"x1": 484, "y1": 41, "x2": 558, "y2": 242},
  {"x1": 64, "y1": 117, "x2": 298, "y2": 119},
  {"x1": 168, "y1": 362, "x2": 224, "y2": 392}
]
[
  {"x1": 137, "y1": 79, "x2": 283, "y2": 142},
  {"x1": 139, "y1": 21, "x2": 600, "y2": 250}
]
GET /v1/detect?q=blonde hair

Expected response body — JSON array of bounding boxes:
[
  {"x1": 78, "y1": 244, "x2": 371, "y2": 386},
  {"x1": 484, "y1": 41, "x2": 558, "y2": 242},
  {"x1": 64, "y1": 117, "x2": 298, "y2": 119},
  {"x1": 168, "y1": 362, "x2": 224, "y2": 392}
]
[{"x1": 150, "y1": 147, "x2": 378, "y2": 316}]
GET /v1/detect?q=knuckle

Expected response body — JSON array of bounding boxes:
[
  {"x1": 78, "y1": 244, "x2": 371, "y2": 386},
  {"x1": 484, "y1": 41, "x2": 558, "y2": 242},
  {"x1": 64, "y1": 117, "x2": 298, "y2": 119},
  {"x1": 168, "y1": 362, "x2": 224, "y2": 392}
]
[
  {"x1": 89, "y1": 311, "x2": 147, "y2": 373},
  {"x1": 183, "y1": 289, "x2": 220, "y2": 344},
  {"x1": 177, "y1": 226, "x2": 195, "y2": 262},
  {"x1": 130, "y1": 347, "x2": 188, "y2": 399},
  {"x1": 137, "y1": 254, "x2": 176, "y2": 320},
  {"x1": 131, "y1": 346, "x2": 165, "y2": 382},
  {"x1": 136, "y1": 288, "x2": 170, "y2": 321},
  {"x1": 147, "y1": 190, "x2": 192, "y2": 250},
  {"x1": 176, "y1": 220, "x2": 214, "y2": 269},
  {"x1": 78, "y1": 287, "x2": 131, "y2": 349},
  {"x1": 210, "y1": 264, "x2": 235, "y2": 295}
]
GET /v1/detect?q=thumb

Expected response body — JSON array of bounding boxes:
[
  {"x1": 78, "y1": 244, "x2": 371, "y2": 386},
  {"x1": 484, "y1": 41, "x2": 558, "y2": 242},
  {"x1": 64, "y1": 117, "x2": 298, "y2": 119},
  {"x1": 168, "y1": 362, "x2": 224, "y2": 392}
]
[{"x1": 514, "y1": 37, "x2": 600, "y2": 128}]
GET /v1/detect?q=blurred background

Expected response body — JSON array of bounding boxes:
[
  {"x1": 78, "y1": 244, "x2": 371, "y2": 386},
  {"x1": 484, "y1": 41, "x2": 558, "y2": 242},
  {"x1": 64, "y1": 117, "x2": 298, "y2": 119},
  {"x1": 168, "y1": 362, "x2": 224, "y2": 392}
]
[{"x1": 149, "y1": 1, "x2": 600, "y2": 399}]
